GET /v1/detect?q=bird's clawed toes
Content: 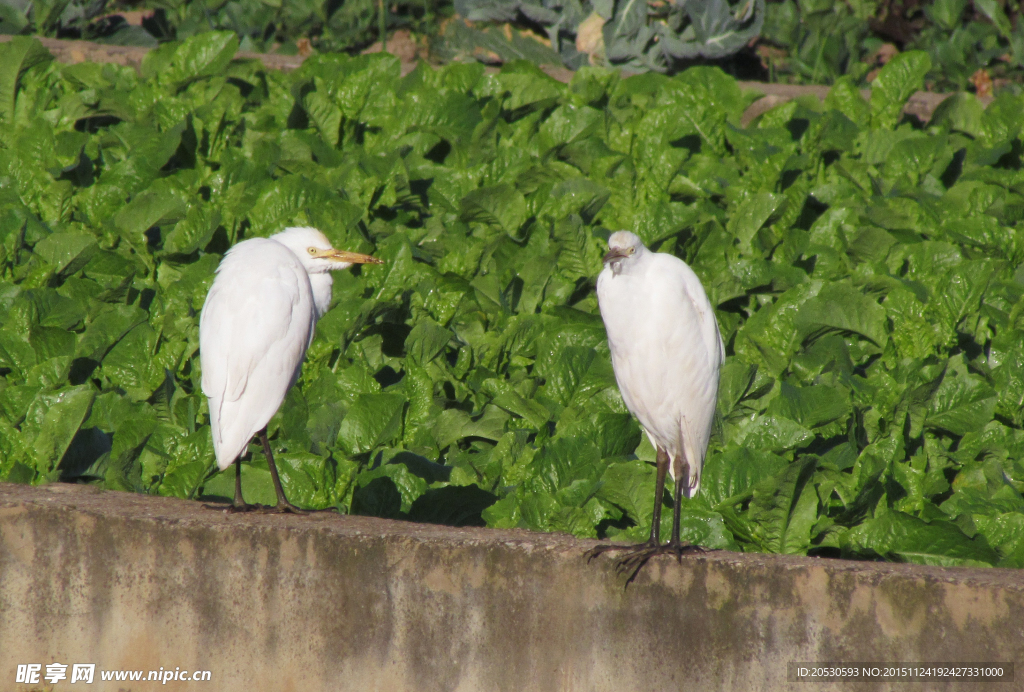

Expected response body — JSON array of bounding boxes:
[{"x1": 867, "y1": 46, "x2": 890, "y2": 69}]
[
  {"x1": 620, "y1": 543, "x2": 707, "y2": 582},
  {"x1": 584, "y1": 540, "x2": 658, "y2": 564},
  {"x1": 245, "y1": 501, "x2": 309, "y2": 515},
  {"x1": 616, "y1": 551, "x2": 658, "y2": 584},
  {"x1": 670, "y1": 542, "x2": 707, "y2": 563},
  {"x1": 264, "y1": 503, "x2": 309, "y2": 516},
  {"x1": 201, "y1": 502, "x2": 259, "y2": 513},
  {"x1": 588, "y1": 541, "x2": 708, "y2": 585},
  {"x1": 201, "y1": 501, "x2": 311, "y2": 515},
  {"x1": 584, "y1": 544, "x2": 620, "y2": 563}
]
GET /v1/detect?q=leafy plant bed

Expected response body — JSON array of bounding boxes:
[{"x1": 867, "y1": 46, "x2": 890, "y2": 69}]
[
  {"x1": 0, "y1": 0, "x2": 450, "y2": 55},
  {"x1": 446, "y1": 0, "x2": 1024, "y2": 94},
  {"x1": 9, "y1": 0, "x2": 1024, "y2": 96},
  {"x1": 2, "y1": 0, "x2": 1024, "y2": 120},
  {"x1": 1, "y1": 33, "x2": 1024, "y2": 568}
]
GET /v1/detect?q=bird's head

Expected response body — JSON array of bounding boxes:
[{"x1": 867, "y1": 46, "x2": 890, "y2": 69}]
[
  {"x1": 603, "y1": 231, "x2": 645, "y2": 275},
  {"x1": 272, "y1": 227, "x2": 383, "y2": 273}
]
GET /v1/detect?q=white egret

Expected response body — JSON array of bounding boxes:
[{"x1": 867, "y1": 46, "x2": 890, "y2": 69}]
[
  {"x1": 587, "y1": 231, "x2": 724, "y2": 581},
  {"x1": 200, "y1": 226, "x2": 382, "y2": 513}
]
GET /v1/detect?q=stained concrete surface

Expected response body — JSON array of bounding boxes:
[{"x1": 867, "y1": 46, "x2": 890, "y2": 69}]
[{"x1": 0, "y1": 482, "x2": 1021, "y2": 691}]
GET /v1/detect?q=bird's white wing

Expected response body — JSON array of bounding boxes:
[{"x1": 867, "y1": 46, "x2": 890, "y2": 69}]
[
  {"x1": 659, "y1": 254, "x2": 723, "y2": 491},
  {"x1": 598, "y1": 253, "x2": 723, "y2": 494},
  {"x1": 200, "y1": 239, "x2": 316, "y2": 469}
]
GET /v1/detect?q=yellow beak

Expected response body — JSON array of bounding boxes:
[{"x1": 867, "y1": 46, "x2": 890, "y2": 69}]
[{"x1": 317, "y1": 249, "x2": 384, "y2": 264}]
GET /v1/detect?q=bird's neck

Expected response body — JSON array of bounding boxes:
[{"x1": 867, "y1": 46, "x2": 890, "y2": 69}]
[{"x1": 309, "y1": 273, "x2": 334, "y2": 321}]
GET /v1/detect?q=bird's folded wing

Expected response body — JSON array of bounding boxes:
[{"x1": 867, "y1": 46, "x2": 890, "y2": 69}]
[
  {"x1": 603, "y1": 254, "x2": 724, "y2": 473},
  {"x1": 200, "y1": 254, "x2": 315, "y2": 407}
]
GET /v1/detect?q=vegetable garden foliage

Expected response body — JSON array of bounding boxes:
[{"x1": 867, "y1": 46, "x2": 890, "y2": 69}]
[
  {"x1": 0, "y1": 0, "x2": 430, "y2": 53},
  {"x1": 3, "y1": 34, "x2": 1024, "y2": 568},
  {"x1": 445, "y1": 0, "x2": 765, "y2": 72},
  {"x1": 761, "y1": 0, "x2": 1024, "y2": 90}
]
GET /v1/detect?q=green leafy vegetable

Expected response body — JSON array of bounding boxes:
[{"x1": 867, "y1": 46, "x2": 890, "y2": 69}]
[{"x1": 2, "y1": 37, "x2": 1024, "y2": 568}]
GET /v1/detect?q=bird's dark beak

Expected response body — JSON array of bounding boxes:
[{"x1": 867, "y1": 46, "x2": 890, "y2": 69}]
[
  {"x1": 603, "y1": 248, "x2": 630, "y2": 263},
  {"x1": 326, "y1": 250, "x2": 383, "y2": 265}
]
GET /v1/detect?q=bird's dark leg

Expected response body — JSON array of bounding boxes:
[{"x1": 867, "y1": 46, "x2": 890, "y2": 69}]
[
  {"x1": 670, "y1": 467, "x2": 685, "y2": 551},
  {"x1": 615, "y1": 461, "x2": 707, "y2": 584},
  {"x1": 584, "y1": 446, "x2": 670, "y2": 561},
  {"x1": 234, "y1": 457, "x2": 245, "y2": 506},
  {"x1": 664, "y1": 470, "x2": 707, "y2": 564},
  {"x1": 587, "y1": 448, "x2": 708, "y2": 585},
  {"x1": 257, "y1": 428, "x2": 307, "y2": 515},
  {"x1": 204, "y1": 457, "x2": 259, "y2": 512},
  {"x1": 647, "y1": 447, "x2": 668, "y2": 546},
  {"x1": 226, "y1": 457, "x2": 258, "y2": 512}
]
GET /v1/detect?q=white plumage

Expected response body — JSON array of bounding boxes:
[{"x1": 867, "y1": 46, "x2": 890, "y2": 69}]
[
  {"x1": 597, "y1": 230, "x2": 724, "y2": 495},
  {"x1": 199, "y1": 226, "x2": 381, "y2": 512},
  {"x1": 590, "y1": 230, "x2": 724, "y2": 577}
]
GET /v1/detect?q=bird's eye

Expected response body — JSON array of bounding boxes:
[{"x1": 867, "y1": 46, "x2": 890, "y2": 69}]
[
  {"x1": 628, "y1": 247, "x2": 636, "y2": 255},
  {"x1": 307, "y1": 247, "x2": 317, "y2": 255}
]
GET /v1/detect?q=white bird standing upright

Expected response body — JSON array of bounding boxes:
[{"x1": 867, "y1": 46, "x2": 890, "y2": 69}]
[
  {"x1": 200, "y1": 226, "x2": 382, "y2": 513},
  {"x1": 588, "y1": 231, "x2": 724, "y2": 581}
]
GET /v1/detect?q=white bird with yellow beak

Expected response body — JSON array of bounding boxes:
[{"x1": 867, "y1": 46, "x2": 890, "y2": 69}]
[{"x1": 200, "y1": 226, "x2": 382, "y2": 513}]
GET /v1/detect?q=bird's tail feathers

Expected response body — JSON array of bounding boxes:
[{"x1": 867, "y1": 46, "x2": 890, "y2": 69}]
[
  {"x1": 680, "y1": 418, "x2": 707, "y2": 499},
  {"x1": 209, "y1": 397, "x2": 256, "y2": 471},
  {"x1": 683, "y1": 450, "x2": 702, "y2": 499}
]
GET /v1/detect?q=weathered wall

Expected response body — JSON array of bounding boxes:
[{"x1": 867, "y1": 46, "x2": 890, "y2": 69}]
[{"x1": 0, "y1": 482, "x2": 1021, "y2": 692}]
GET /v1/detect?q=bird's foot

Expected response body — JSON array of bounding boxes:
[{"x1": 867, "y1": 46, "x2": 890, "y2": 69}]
[
  {"x1": 584, "y1": 538, "x2": 659, "y2": 563},
  {"x1": 202, "y1": 501, "x2": 261, "y2": 513},
  {"x1": 258, "y1": 501, "x2": 309, "y2": 516},
  {"x1": 616, "y1": 541, "x2": 706, "y2": 585},
  {"x1": 202, "y1": 501, "x2": 310, "y2": 515},
  {"x1": 587, "y1": 540, "x2": 707, "y2": 586}
]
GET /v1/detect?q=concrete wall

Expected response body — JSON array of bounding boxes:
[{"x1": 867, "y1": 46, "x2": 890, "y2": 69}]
[{"x1": 0, "y1": 482, "x2": 1022, "y2": 692}]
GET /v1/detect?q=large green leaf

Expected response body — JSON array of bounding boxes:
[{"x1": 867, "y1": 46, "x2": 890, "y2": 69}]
[
  {"x1": 768, "y1": 383, "x2": 851, "y2": 429},
  {"x1": 157, "y1": 32, "x2": 240, "y2": 91},
  {"x1": 405, "y1": 318, "x2": 453, "y2": 365},
  {"x1": 595, "y1": 459, "x2": 654, "y2": 525},
  {"x1": 0, "y1": 37, "x2": 51, "y2": 127},
  {"x1": 846, "y1": 509, "x2": 999, "y2": 567},
  {"x1": 795, "y1": 282, "x2": 887, "y2": 347},
  {"x1": 927, "y1": 356, "x2": 998, "y2": 436},
  {"x1": 748, "y1": 457, "x2": 819, "y2": 554},
  {"x1": 701, "y1": 448, "x2": 789, "y2": 508},
  {"x1": 338, "y1": 393, "x2": 407, "y2": 455},
  {"x1": 162, "y1": 206, "x2": 221, "y2": 256},
  {"x1": 869, "y1": 51, "x2": 931, "y2": 130},
  {"x1": 33, "y1": 233, "x2": 96, "y2": 277},
  {"x1": 30, "y1": 386, "x2": 95, "y2": 480},
  {"x1": 460, "y1": 184, "x2": 529, "y2": 238}
]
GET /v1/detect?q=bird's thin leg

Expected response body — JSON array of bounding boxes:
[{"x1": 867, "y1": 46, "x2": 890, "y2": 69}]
[
  {"x1": 584, "y1": 446, "x2": 670, "y2": 563},
  {"x1": 616, "y1": 462, "x2": 707, "y2": 585},
  {"x1": 670, "y1": 469, "x2": 684, "y2": 548},
  {"x1": 664, "y1": 469, "x2": 707, "y2": 562},
  {"x1": 203, "y1": 456, "x2": 260, "y2": 512},
  {"x1": 259, "y1": 428, "x2": 308, "y2": 515},
  {"x1": 227, "y1": 457, "x2": 259, "y2": 512},
  {"x1": 235, "y1": 457, "x2": 244, "y2": 504},
  {"x1": 646, "y1": 446, "x2": 668, "y2": 546}
]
